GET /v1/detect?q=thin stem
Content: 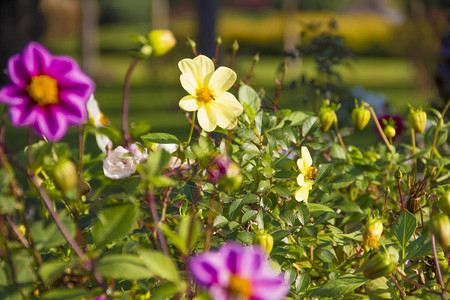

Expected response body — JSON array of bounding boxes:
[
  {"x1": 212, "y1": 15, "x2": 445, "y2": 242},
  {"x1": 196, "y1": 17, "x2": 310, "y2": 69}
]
[
  {"x1": 430, "y1": 99, "x2": 450, "y2": 160},
  {"x1": 410, "y1": 128, "x2": 417, "y2": 177},
  {"x1": 0, "y1": 216, "x2": 26, "y2": 300},
  {"x1": 187, "y1": 111, "x2": 197, "y2": 146},
  {"x1": 333, "y1": 119, "x2": 347, "y2": 154},
  {"x1": 363, "y1": 103, "x2": 392, "y2": 152},
  {"x1": 244, "y1": 53, "x2": 259, "y2": 84},
  {"x1": 395, "y1": 267, "x2": 441, "y2": 295},
  {"x1": 272, "y1": 61, "x2": 287, "y2": 111},
  {"x1": 398, "y1": 180, "x2": 405, "y2": 210},
  {"x1": 204, "y1": 196, "x2": 215, "y2": 252},
  {"x1": 122, "y1": 57, "x2": 140, "y2": 147},
  {"x1": 146, "y1": 189, "x2": 169, "y2": 256},
  {"x1": 6, "y1": 216, "x2": 29, "y2": 248},
  {"x1": 390, "y1": 274, "x2": 406, "y2": 298},
  {"x1": 431, "y1": 234, "x2": 447, "y2": 300}
]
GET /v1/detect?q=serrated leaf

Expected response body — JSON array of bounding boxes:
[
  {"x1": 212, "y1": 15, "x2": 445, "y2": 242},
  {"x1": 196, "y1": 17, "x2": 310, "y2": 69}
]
[
  {"x1": 96, "y1": 254, "x2": 153, "y2": 280},
  {"x1": 392, "y1": 210, "x2": 416, "y2": 249},
  {"x1": 141, "y1": 132, "x2": 179, "y2": 144},
  {"x1": 242, "y1": 210, "x2": 258, "y2": 224},
  {"x1": 310, "y1": 276, "x2": 368, "y2": 297},
  {"x1": 92, "y1": 202, "x2": 138, "y2": 247}
]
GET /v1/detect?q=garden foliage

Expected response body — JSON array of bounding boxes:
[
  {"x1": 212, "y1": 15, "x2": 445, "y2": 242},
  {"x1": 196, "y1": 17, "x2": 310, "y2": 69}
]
[{"x1": 0, "y1": 24, "x2": 449, "y2": 300}]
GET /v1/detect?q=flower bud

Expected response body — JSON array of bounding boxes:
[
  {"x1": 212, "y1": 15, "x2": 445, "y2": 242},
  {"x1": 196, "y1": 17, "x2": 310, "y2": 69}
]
[
  {"x1": 318, "y1": 100, "x2": 337, "y2": 133},
  {"x1": 232, "y1": 40, "x2": 239, "y2": 52},
  {"x1": 352, "y1": 101, "x2": 370, "y2": 131},
  {"x1": 439, "y1": 190, "x2": 450, "y2": 216},
  {"x1": 147, "y1": 30, "x2": 176, "y2": 57},
  {"x1": 53, "y1": 159, "x2": 77, "y2": 192},
  {"x1": 363, "y1": 219, "x2": 383, "y2": 249},
  {"x1": 363, "y1": 253, "x2": 395, "y2": 279},
  {"x1": 253, "y1": 232, "x2": 274, "y2": 257},
  {"x1": 407, "y1": 107, "x2": 427, "y2": 134},
  {"x1": 431, "y1": 213, "x2": 450, "y2": 250},
  {"x1": 384, "y1": 125, "x2": 396, "y2": 139},
  {"x1": 394, "y1": 168, "x2": 403, "y2": 180}
]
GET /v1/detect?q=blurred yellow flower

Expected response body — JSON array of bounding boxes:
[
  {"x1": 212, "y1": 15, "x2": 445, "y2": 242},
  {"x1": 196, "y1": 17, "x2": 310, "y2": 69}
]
[
  {"x1": 295, "y1": 147, "x2": 317, "y2": 202},
  {"x1": 178, "y1": 55, "x2": 243, "y2": 132}
]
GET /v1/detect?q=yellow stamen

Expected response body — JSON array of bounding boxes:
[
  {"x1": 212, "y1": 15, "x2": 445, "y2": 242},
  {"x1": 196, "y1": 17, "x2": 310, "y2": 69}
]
[
  {"x1": 196, "y1": 87, "x2": 214, "y2": 104},
  {"x1": 27, "y1": 75, "x2": 59, "y2": 106},
  {"x1": 306, "y1": 166, "x2": 318, "y2": 181},
  {"x1": 228, "y1": 274, "x2": 252, "y2": 299},
  {"x1": 99, "y1": 112, "x2": 110, "y2": 126}
]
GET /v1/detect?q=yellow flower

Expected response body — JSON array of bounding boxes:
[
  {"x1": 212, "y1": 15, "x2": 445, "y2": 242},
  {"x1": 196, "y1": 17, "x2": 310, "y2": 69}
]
[
  {"x1": 295, "y1": 147, "x2": 317, "y2": 202},
  {"x1": 178, "y1": 55, "x2": 243, "y2": 132}
]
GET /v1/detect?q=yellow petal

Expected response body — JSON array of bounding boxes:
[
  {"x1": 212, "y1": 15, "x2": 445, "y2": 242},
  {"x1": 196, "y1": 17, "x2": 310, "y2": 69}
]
[
  {"x1": 212, "y1": 92, "x2": 243, "y2": 129},
  {"x1": 198, "y1": 105, "x2": 217, "y2": 132},
  {"x1": 179, "y1": 55, "x2": 214, "y2": 86},
  {"x1": 209, "y1": 67, "x2": 237, "y2": 94},
  {"x1": 297, "y1": 174, "x2": 308, "y2": 187},
  {"x1": 295, "y1": 186, "x2": 309, "y2": 202},
  {"x1": 179, "y1": 95, "x2": 201, "y2": 112},
  {"x1": 297, "y1": 159, "x2": 306, "y2": 174},
  {"x1": 301, "y1": 146, "x2": 312, "y2": 168},
  {"x1": 180, "y1": 73, "x2": 198, "y2": 95}
]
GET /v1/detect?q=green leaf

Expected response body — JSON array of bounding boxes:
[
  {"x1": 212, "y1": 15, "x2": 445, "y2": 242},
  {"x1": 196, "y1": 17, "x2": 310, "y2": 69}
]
[
  {"x1": 315, "y1": 164, "x2": 333, "y2": 183},
  {"x1": 307, "y1": 203, "x2": 335, "y2": 216},
  {"x1": 138, "y1": 249, "x2": 181, "y2": 284},
  {"x1": 96, "y1": 254, "x2": 153, "y2": 280},
  {"x1": 242, "y1": 210, "x2": 258, "y2": 224},
  {"x1": 239, "y1": 84, "x2": 261, "y2": 113},
  {"x1": 38, "y1": 261, "x2": 73, "y2": 285},
  {"x1": 285, "y1": 111, "x2": 310, "y2": 127},
  {"x1": 404, "y1": 232, "x2": 434, "y2": 261},
  {"x1": 141, "y1": 132, "x2": 179, "y2": 144},
  {"x1": 237, "y1": 232, "x2": 254, "y2": 244},
  {"x1": 214, "y1": 215, "x2": 229, "y2": 227},
  {"x1": 310, "y1": 276, "x2": 368, "y2": 297},
  {"x1": 235, "y1": 127, "x2": 259, "y2": 144},
  {"x1": 273, "y1": 185, "x2": 291, "y2": 199},
  {"x1": 129, "y1": 120, "x2": 151, "y2": 138},
  {"x1": 297, "y1": 204, "x2": 310, "y2": 225},
  {"x1": 295, "y1": 273, "x2": 311, "y2": 293},
  {"x1": 392, "y1": 210, "x2": 416, "y2": 249},
  {"x1": 228, "y1": 198, "x2": 244, "y2": 219},
  {"x1": 92, "y1": 202, "x2": 138, "y2": 247},
  {"x1": 40, "y1": 289, "x2": 90, "y2": 300},
  {"x1": 256, "y1": 180, "x2": 270, "y2": 193},
  {"x1": 179, "y1": 214, "x2": 202, "y2": 251},
  {"x1": 302, "y1": 116, "x2": 319, "y2": 137},
  {"x1": 330, "y1": 143, "x2": 346, "y2": 160},
  {"x1": 137, "y1": 149, "x2": 172, "y2": 177},
  {"x1": 0, "y1": 195, "x2": 15, "y2": 214},
  {"x1": 280, "y1": 209, "x2": 295, "y2": 226},
  {"x1": 424, "y1": 126, "x2": 448, "y2": 147},
  {"x1": 31, "y1": 212, "x2": 76, "y2": 250}
]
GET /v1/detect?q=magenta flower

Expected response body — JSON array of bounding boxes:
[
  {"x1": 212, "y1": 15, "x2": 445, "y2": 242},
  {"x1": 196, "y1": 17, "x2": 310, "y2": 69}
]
[
  {"x1": 0, "y1": 42, "x2": 94, "y2": 141},
  {"x1": 190, "y1": 243, "x2": 289, "y2": 300}
]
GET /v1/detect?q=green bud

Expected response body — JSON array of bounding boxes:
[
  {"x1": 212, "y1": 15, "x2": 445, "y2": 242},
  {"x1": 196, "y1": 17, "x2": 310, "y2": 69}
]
[
  {"x1": 439, "y1": 190, "x2": 450, "y2": 216},
  {"x1": 394, "y1": 168, "x2": 402, "y2": 180},
  {"x1": 232, "y1": 40, "x2": 239, "y2": 52},
  {"x1": 318, "y1": 101, "x2": 336, "y2": 133},
  {"x1": 430, "y1": 213, "x2": 450, "y2": 250},
  {"x1": 407, "y1": 106, "x2": 427, "y2": 134},
  {"x1": 53, "y1": 159, "x2": 77, "y2": 193},
  {"x1": 352, "y1": 101, "x2": 371, "y2": 131},
  {"x1": 216, "y1": 36, "x2": 222, "y2": 45},
  {"x1": 147, "y1": 30, "x2": 176, "y2": 57},
  {"x1": 384, "y1": 125, "x2": 396, "y2": 139},
  {"x1": 253, "y1": 232, "x2": 274, "y2": 257},
  {"x1": 363, "y1": 253, "x2": 395, "y2": 279},
  {"x1": 253, "y1": 52, "x2": 260, "y2": 62},
  {"x1": 187, "y1": 37, "x2": 197, "y2": 50}
]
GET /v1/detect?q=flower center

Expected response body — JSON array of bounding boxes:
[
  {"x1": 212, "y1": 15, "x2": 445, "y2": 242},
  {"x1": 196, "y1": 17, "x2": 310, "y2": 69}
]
[
  {"x1": 228, "y1": 275, "x2": 252, "y2": 299},
  {"x1": 99, "y1": 112, "x2": 110, "y2": 126},
  {"x1": 196, "y1": 87, "x2": 214, "y2": 104},
  {"x1": 27, "y1": 75, "x2": 59, "y2": 106},
  {"x1": 306, "y1": 166, "x2": 318, "y2": 181}
]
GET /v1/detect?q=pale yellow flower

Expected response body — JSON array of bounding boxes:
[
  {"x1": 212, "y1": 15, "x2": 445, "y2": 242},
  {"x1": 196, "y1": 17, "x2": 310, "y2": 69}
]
[
  {"x1": 295, "y1": 147, "x2": 317, "y2": 202},
  {"x1": 178, "y1": 55, "x2": 243, "y2": 132}
]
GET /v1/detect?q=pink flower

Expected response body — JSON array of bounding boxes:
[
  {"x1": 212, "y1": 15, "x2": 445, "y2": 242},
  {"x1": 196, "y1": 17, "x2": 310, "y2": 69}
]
[
  {"x1": 0, "y1": 42, "x2": 94, "y2": 141},
  {"x1": 190, "y1": 243, "x2": 289, "y2": 300},
  {"x1": 103, "y1": 144, "x2": 148, "y2": 179}
]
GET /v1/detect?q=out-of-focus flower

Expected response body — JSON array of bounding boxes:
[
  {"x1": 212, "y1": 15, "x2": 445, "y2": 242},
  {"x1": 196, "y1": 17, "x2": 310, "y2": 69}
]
[
  {"x1": 0, "y1": 42, "x2": 94, "y2": 141},
  {"x1": 155, "y1": 143, "x2": 185, "y2": 169},
  {"x1": 178, "y1": 55, "x2": 243, "y2": 132},
  {"x1": 189, "y1": 243, "x2": 288, "y2": 300},
  {"x1": 148, "y1": 30, "x2": 176, "y2": 57},
  {"x1": 87, "y1": 95, "x2": 112, "y2": 153},
  {"x1": 363, "y1": 219, "x2": 383, "y2": 250},
  {"x1": 103, "y1": 144, "x2": 148, "y2": 179},
  {"x1": 206, "y1": 155, "x2": 242, "y2": 190},
  {"x1": 295, "y1": 146, "x2": 316, "y2": 202}
]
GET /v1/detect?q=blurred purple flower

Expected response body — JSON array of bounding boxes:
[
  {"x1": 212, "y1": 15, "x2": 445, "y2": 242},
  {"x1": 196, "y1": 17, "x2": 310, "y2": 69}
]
[
  {"x1": 190, "y1": 242, "x2": 289, "y2": 300},
  {"x1": 377, "y1": 114, "x2": 404, "y2": 141},
  {"x1": 206, "y1": 155, "x2": 230, "y2": 184},
  {"x1": 0, "y1": 42, "x2": 94, "y2": 141}
]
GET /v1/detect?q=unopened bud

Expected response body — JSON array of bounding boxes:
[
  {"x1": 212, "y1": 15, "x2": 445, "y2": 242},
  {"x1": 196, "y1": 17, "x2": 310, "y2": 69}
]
[
  {"x1": 352, "y1": 100, "x2": 371, "y2": 131},
  {"x1": 439, "y1": 190, "x2": 450, "y2": 216},
  {"x1": 232, "y1": 40, "x2": 239, "y2": 52},
  {"x1": 216, "y1": 36, "x2": 222, "y2": 45},
  {"x1": 363, "y1": 219, "x2": 383, "y2": 249},
  {"x1": 253, "y1": 232, "x2": 274, "y2": 257},
  {"x1": 394, "y1": 168, "x2": 403, "y2": 180},
  {"x1": 147, "y1": 30, "x2": 176, "y2": 57},
  {"x1": 407, "y1": 106, "x2": 427, "y2": 134},
  {"x1": 253, "y1": 53, "x2": 260, "y2": 62},
  {"x1": 53, "y1": 159, "x2": 77, "y2": 193},
  {"x1": 384, "y1": 125, "x2": 396, "y2": 139},
  {"x1": 363, "y1": 253, "x2": 395, "y2": 279},
  {"x1": 431, "y1": 213, "x2": 450, "y2": 250}
]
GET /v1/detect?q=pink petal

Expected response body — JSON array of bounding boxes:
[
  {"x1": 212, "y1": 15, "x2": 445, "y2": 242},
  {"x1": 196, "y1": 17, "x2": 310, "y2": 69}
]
[
  {"x1": 9, "y1": 103, "x2": 39, "y2": 127},
  {"x1": 34, "y1": 106, "x2": 69, "y2": 141},
  {"x1": 7, "y1": 54, "x2": 30, "y2": 88},
  {"x1": 0, "y1": 85, "x2": 31, "y2": 106},
  {"x1": 22, "y1": 42, "x2": 52, "y2": 76}
]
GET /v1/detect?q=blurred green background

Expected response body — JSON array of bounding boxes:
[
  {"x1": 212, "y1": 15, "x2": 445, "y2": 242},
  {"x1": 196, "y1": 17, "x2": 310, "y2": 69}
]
[{"x1": 3, "y1": 0, "x2": 450, "y2": 152}]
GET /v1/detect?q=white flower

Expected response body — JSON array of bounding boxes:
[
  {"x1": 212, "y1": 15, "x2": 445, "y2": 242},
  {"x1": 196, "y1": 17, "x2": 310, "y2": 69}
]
[
  {"x1": 103, "y1": 144, "x2": 148, "y2": 179},
  {"x1": 87, "y1": 95, "x2": 112, "y2": 153}
]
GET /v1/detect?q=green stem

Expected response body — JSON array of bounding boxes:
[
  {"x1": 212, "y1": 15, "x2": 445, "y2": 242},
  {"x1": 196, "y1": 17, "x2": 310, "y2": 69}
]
[
  {"x1": 431, "y1": 234, "x2": 447, "y2": 300},
  {"x1": 333, "y1": 118, "x2": 346, "y2": 154},
  {"x1": 430, "y1": 99, "x2": 450, "y2": 161},
  {"x1": 411, "y1": 128, "x2": 417, "y2": 177},
  {"x1": 363, "y1": 103, "x2": 392, "y2": 152},
  {"x1": 187, "y1": 111, "x2": 196, "y2": 146}
]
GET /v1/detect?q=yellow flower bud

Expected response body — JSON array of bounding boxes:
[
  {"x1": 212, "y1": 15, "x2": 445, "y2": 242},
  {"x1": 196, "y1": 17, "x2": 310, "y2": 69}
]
[
  {"x1": 363, "y1": 219, "x2": 383, "y2": 249},
  {"x1": 147, "y1": 30, "x2": 176, "y2": 57}
]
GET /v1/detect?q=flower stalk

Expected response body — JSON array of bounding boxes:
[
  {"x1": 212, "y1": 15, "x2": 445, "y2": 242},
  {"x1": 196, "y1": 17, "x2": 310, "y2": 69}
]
[
  {"x1": 363, "y1": 102, "x2": 392, "y2": 152},
  {"x1": 430, "y1": 99, "x2": 450, "y2": 160}
]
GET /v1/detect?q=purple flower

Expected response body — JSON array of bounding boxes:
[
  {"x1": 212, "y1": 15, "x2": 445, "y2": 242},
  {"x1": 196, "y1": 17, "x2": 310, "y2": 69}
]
[
  {"x1": 190, "y1": 243, "x2": 289, "y2": 300},
  {"x1": 0, "y1": 42, "x2": 94, "y2": 141}
]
